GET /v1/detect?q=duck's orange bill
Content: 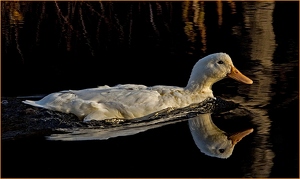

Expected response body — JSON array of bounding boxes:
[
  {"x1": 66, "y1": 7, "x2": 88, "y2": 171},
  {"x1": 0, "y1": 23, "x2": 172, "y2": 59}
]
[
  {"x1": 228, "y1": 128, "x2": 254, "y2": 145},
  {"x1": 228, "y1": 66, "x2": 253, "y2": 84}
]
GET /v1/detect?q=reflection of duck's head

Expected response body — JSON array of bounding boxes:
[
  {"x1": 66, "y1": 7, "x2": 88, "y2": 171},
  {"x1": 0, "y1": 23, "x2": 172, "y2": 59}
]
[{"x1": 188, "y1": 113, "x2": 253, "y2": 159}]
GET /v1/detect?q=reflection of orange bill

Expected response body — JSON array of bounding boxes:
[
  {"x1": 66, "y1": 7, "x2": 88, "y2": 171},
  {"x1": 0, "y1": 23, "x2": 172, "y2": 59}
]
[
  {"x1": 228, "y1": 128, "x2": 254, "y2": 145},
  {"x1": 228, "y1": 65, "x2": 253, "y2": 84}
]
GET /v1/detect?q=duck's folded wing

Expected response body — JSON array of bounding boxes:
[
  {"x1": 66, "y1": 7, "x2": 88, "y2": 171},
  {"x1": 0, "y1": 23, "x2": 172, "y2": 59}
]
[{"x1": 72, "y1": 84, "x2": 148, "y2": 100}]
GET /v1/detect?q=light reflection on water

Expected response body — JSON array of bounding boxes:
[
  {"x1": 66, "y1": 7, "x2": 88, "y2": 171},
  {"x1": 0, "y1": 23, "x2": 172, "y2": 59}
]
[
  {"x1": 1, "y1": 1, "x2": 298, "y2": 178},
  {"x1": 241, "y1": 1, "x2": 276, "y2": 177}
]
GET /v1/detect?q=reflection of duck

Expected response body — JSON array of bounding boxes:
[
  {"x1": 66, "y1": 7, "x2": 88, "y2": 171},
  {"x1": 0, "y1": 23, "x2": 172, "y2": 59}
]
[
  {"x1": 189, "y1": 113, "x2": 253, "y2": 159},
  {"x1": 23, "y1": 53, "x2": 253, "y2": 121}
]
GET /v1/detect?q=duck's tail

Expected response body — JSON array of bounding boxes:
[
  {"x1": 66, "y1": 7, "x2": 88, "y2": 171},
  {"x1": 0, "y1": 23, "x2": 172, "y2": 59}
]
[
  {"x1": 22, "y1": 100, "x2": 46, "y2": 108},
  {"x1": 22, "y1": 91, "x2": 77, "y2": 112}
]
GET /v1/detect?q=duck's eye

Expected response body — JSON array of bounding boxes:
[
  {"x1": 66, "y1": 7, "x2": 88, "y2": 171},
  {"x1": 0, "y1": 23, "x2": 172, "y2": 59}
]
[
  {"x1": 217, "y1": 61, "x2": 224, "y2": 64},
  {"x1": 219, "y1": 149, "x2": 225, "y2": 153}
]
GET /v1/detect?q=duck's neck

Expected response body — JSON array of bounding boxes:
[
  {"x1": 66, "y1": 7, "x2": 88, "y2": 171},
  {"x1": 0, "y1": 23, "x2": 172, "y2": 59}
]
[{"x1": 184, "y1": 75, "x2": 218, "y2": 98}]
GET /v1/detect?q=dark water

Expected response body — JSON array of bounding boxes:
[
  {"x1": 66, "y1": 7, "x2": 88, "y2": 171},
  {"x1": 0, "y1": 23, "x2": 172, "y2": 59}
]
[{"x1": 1, "y1": 1, "x2": 299, "y2": 178}]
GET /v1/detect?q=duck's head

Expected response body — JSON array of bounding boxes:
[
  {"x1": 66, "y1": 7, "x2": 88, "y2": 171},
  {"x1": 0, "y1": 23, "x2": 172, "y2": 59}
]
[
  {"x1": 189, "y1": 114, "x2": 253, "y2": 159},
  {"x1": 186, "y1": 53, "x2": 253, "y2": 92}
]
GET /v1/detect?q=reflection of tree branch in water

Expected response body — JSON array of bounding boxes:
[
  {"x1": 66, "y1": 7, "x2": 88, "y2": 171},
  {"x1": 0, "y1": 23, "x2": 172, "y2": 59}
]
[
  {"x1": 1, "y1": 1, "x2": 171, "y2": 60},
  {"x1": 14, "y1": 24, "x2": 24, "y2": 62},
  {"x1": 54, "y1": 1, "x2": 75, "y2": 52},
  {"x1": 2, "y1": 2, "x2": 175, "y2": 62},
  {"x1": 54, "y1": 1, "x2": 74, "y2": 31},
  {"x1": 78, "y1": 2, "x2": 94, "y2": 56},
  {"x1": 149, "y1": 3, "x2": 159, "y2": 36},
  {"x1": 35, "y1": 2, "x2": 46, "y2": 46},
  {"x1": 1, "y1": 1, "x2": 25, "y2": 62}
]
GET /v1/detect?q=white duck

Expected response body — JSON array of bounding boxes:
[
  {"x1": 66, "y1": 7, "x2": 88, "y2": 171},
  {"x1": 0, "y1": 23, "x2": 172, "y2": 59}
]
[
  {"x1": 23, "y1": 53, "x2": 253, "y2": 121},
  {"x1": 189, "y1": 113, "x2": 253, "y2": 159}
]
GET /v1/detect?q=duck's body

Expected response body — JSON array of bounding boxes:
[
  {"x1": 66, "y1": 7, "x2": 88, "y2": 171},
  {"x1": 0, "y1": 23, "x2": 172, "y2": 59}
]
[
  {"x1": 23, "y1": 53, "x2": 253, "y2": 121},
  {"x1": 25, "y1": 84, "x2": 208, "y2": 121}
]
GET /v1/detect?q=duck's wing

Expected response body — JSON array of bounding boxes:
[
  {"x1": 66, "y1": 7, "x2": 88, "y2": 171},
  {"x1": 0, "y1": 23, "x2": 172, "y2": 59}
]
[
  {"x1": 23, "y1": 84, "x2": 170, "y2": 120},
  {"x1": 77, "y1": 85, "x2": 167, "y2": 119},
  {"x1": 71, "y1": 84, "x2": 156, "y2": 104}
]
